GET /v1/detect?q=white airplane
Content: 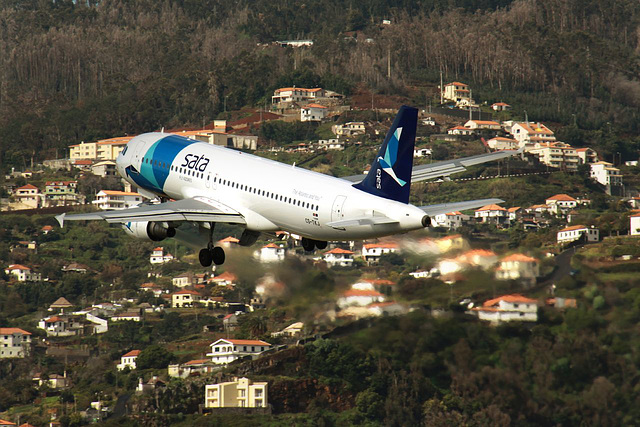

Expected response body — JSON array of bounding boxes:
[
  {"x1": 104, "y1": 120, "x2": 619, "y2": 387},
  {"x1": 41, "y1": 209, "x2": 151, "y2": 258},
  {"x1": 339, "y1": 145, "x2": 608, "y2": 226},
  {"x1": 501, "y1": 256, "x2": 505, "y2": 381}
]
[{"x1": 57, "y1": 106, "x2": 517, "y2": 266}]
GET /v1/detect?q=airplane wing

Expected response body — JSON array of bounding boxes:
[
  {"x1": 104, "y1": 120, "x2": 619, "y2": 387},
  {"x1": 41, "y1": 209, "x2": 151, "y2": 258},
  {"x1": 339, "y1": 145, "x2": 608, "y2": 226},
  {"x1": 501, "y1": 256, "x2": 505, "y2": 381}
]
[
  {"x1": 326, "y1": 214, "x2": 399, "y2": 229},
  {"x1": 56, "y1": 196, "x2": 246, "y2": 226},
  {"x1": 342, "y1": 149, "x2": 521, "y2": 183},
  {"x1": 419, "y1": 198, "x2": 504, "y2": 217}
]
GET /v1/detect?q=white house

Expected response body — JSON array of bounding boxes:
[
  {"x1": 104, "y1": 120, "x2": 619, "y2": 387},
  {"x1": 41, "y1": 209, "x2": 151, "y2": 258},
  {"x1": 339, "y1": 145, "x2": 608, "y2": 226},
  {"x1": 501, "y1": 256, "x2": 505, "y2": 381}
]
[
  {"x1": 526, "y1": 142, "x2": 579, "y2": 170},
  {"x1": 271, "y1": 322, "x2": 304, "y2": 338},
  {"x1": 464, "y1": 120, "x2": 501, "y2": 130},
  {"x1": 150, "y1": 247, "x2": 174, "y2": 264},
  {"x1": 557, "y1": 225, "x2": 599, "y2": 244},
  {"x1": 92, "y1": 190, "x2": 144, "y2": 210},
  {"x1": 205, "y1": 377, "x2": 268, "y2": 408},
  {"x1": 472, "y1": 294, "x2": 538, "y2": 324},
  {"x1": 206, "y1": 339, "x2": 272, "y2": 365},
  {"x1": 91, "y1": 160, "x2": 117, "y2": 177},
  {"x1": 414, "y1": 147, "x2": 432, "y2": 158},
  {"x1": 442, "y1": 82, "x2": 471, "y2": 104},
  {"x1": 545, "y1": 194, "x2": 578, "y2": 214},
  {"x1": 301, "y1": 104, "x2": 327, "y2": 122},
  {"x1": 332, "y1": 122, "x2": 365, "y2": 137},
  {"x1": 210, "y1": 271, "x2": 237, "y2": 287},
  {"x1": 448, "y1": 126, "x2": 474, "y2": 136},
  {"x1": 171, "y1": 290, "x2": 202, "y2": 308},
  {"x1": 317, "y1": 139, "x2": 345, "y2": 151},
  {"x1": 272, "y1": 87, "x2": 324, "y2": 104},
  {"x1": 337, "y1": 289, "x2": 386, "y2": 309},
  {"x1": 0, "y1": 328, "x2": 31, "y2": 359},
  {"x1": 495, "y1": 254, "x2": 540, "y2": 286},
  {"x1": 38, "y1": 315, "x2": 83, "y2": 337},
  {"x1": 631, "y1": 213, "x2": 640, "y2": 236},
  {"x1": 487, "y1": 137, "x2": 519, "y2": 151},
  {"x1": 575, "y1": 147, "x2": 598, "y2": 164},
  {"x1": 168, "y1": 359, "x2": 217, "y2": 379},
  {"x1": 431, "y1": 211, "x2": 464, "y2": 229},
  {"x1": 590, "y1": 161, "x2": 623, "y2": 187},
  {"x1": 362, "y1": 242, "x2": 398, "y2": 264},
  {"x1": 491, "y1": 102, "x2": 511, "y2": 111},
  {"x1": 111, "y1": 311, "x2": 141, "y2": 322},
  {"x1": 4, "y1": 264, "x2": 41, "y2": 282},
  {"x1": 13, "y1": 184, "x2": 42, "y2": 209},
  {"x1": 475, "y1": 204, "x2": 509, "y2": 226},
  {"x1": 255, "y1": 243, "x2": 286, "y2": 262},
  {"x1": 117, "y1": 350, "x2": 140, "y2": 370},
  {"x1": 510, "y1": 122, "x2": 556, "y2": 147},
  {"x1": 323, "y1": 248, "x2": 355, "y2": 267}
]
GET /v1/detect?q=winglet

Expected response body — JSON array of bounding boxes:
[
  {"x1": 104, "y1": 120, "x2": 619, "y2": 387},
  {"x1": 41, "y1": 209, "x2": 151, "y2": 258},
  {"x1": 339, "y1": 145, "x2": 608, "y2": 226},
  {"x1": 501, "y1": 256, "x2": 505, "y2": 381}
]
[{"x1": 55, "y1": 213, "x2": 65, "y2": 228}]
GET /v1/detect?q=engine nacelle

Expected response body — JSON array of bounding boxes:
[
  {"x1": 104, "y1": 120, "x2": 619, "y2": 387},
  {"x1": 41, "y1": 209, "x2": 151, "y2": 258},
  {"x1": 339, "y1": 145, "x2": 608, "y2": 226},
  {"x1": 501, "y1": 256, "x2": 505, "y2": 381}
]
[{"x1": 122, "y1": 221, "x2": 175, "y2": 241}]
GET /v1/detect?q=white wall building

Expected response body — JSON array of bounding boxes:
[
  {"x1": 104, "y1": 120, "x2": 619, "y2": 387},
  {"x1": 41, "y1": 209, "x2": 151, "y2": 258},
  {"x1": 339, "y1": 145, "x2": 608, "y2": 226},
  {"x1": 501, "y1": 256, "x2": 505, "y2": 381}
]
[
  {"x1": 495, "y1": 254, "x2": 540, "y2": 286},
  {"x1": 301, "y1": 104, "x2": 327, "y2": 122},
  {"x1": 590, "y1": 161, "x2": 623, "y2": 186},
  {"x1": 464, "y1": 120, "x2": 501, "y2": 130},
  {"x1": 172, "y1": 290, "x2": 202, "y2": 308},
  {"x1": 0, "y1": 328, "x2": 32, "y2": 359},
  {"x1": 337, "y1": 289, "x2": 386, "y2": 308},
  {"x1": 510, "y1": 122, "x2": 556, "y2": 147},
  {"x1": 431, "y1": 211, "x2": 464, "y2": 229},
  {"x1": 150, "y1": 247, "x2": 174, "y2": 264},
  {"x1": 206, "y1": 339, "x2": 272, "y2": 365},
  {"x1": 545, "y1": 194, "x2": 578, "y2": 214},
  {"x1": 256, "y1": 243, "x2": 286, "y2": 262},
  {"x1": 362, "y1": 243, "x2": 398, "y2": 263},
  {"x1": 323, "y1": 248, "x2": 354, "y2": 267},
  {"x1": 5, "y1": 264, "x2": 41, "y2": 282},
  {"x1": 487, "y1": 137, "x2": 519, "y2": 151},
  {"x1": 205, "y1": 377, "x2": 268, "y2": 408},
  {"x1": 332, "y1": 122, "x2": 365, "y2": 137},
  {"x1": 117, "y1": 350, "x2": 140, "y2": 370},
  {"x1": 631, "y1": 213, "x2": 640, "y2": 236},
  {"x1": 472, "y1": 294, "x2": 538, "y2": 324},
  {"x1": 557, "y1": 225, "x2": 599, "y2": 244},
  {"x1": 93, "y1": 190, "x2": 144, "y2": 210}
]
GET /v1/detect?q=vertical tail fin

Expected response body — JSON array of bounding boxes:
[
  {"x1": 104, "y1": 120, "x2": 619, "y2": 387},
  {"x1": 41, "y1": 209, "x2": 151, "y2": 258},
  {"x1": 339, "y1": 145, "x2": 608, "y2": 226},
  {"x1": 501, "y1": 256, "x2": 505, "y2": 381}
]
[{"x1": 353, "y1": 105, "x2": 417, "y2": 204}]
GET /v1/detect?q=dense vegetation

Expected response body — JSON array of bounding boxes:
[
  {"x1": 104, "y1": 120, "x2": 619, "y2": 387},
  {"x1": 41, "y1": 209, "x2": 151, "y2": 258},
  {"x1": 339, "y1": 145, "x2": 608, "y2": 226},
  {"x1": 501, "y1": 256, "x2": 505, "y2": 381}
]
[{"x1": 2, "y1": 0, "x2": 640, "y2": 167}]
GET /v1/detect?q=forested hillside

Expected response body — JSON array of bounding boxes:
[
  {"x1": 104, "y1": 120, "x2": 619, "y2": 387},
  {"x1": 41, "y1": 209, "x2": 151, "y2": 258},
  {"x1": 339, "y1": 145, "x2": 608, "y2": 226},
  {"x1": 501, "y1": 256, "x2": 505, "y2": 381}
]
[{"x1": 1, "y1": 0, "x2": 640, "y2": 167}]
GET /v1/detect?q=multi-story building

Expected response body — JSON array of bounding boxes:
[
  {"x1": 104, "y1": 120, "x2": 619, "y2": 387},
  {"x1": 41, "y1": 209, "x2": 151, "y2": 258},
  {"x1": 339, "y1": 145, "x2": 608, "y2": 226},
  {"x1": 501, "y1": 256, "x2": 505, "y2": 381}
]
[
  {"x1": 475, "y1": 204, "x2": 509, "y2": 225},
  {"x1": 301, "y1": 104, "x2": 327, "y2": 122},
  {"x1": 13, "y1": 184, "x2": 42, "y2": 209},
  {"x1": 69, "y1": 136, "x2": 132, "y2": 161},
  {"x1": 44, "y1": 181, "x2": 80, "y2": 206},
  {"x1": 5, "y1": 264, "x2": 41, "y2": 282},
  {"x1": 527, "y1": 142, "x2": 579, "y2": 170},
  {"x1": 546, "y1": 194, "x2": 578, "y2": 214},
  {"x1": 92, "y1": 190, "x2": 144, "y2": 210},
  {"x1": 171, "y1": 290, "x2": 202, "y2": 308},
  {"x1": 575, "y1": 147, "x2": 598, "y2": 164},
  {"x1": 487, "y1": 137, "x2": 519, "y2": 151},
  {"x1": 464, "y1": 120, "x2": 501, "y2": 130},
  {"x1": 0, "y1": 328, "x2": 32, "y2": 358},
  {"x1": 362, "y1": 242, "x2": 398, "y2": 264},
  {"x1": 117, "y1": 350, "x2": 140, "y2": 370},
  {"x1": 557, "y1": 225, "x2": 599, "y2": 244},
  {"x1": 590, "y1": 161, "x2": 623, "y2": 186},
  {"x1": 431, "y1": 211, "x2": 464, "y2": 229},
  {"x1": 332, "y1": 122, "x2": 365, "y2": 137},
  {"x1": 256, "y1": 243, "x2": 285, "y2": 262},
  {"x1": 150, "y1": 247, "x2": 174, "y2": 264},
  {"x1": 495, "y1": 254, "x2": 540, "y2": 286},
  {"x1": 323, "y1": 248, "x2": 355, "y2": 267},
  {"x1": 337, "y1": 289, "x2": 386, "y2": 308},
  {"x1": 271, "y1": 87, "x2": 325, "y2": 104},
  {"x1": 472, "y1": 294, "x2": 538, "y2": 324},
  {"x1": 206, "y1": 339, "x2": 272, "y2": 365},
  {"x1": 442, "y1": 82, "x2": 471, "y2": 104},
  {"x1": 205, "y1": 377, "x2": 268, "y2": 408},
  {"x1": 510, "y1": 122, "x2": 556, "y2": 147},
  {"x1": 630, "y1": 213, "x2": 640, "y2": 236}
]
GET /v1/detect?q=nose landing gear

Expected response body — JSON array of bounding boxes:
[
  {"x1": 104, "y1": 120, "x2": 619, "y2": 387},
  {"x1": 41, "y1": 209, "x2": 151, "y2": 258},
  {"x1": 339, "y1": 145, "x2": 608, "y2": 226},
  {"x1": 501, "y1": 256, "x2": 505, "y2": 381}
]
[{"x1": 199, "y1": 222, "x2": 226, "y2": 267}]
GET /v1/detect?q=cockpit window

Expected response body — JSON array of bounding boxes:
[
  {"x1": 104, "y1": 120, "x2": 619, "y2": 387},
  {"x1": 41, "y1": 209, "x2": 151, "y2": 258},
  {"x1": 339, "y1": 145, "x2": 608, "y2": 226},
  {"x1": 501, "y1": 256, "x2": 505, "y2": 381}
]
[{"x1": 121, "y1": 146, "x2": 128, "y2": 156}]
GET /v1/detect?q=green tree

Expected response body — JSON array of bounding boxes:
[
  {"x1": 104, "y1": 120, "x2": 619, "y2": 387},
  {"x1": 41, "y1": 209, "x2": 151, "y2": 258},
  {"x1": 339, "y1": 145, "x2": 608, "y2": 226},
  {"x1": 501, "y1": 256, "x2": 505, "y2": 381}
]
[{"x1": 135, "y1": 345, "x2": 174, "y2": 370}]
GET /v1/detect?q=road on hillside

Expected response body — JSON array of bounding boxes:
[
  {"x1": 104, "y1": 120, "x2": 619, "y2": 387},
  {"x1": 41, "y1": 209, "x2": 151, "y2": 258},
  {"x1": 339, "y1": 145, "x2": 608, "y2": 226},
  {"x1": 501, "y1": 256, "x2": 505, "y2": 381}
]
[{"x1": 541, "y1": 246, "x2": 577, "y2": 287}]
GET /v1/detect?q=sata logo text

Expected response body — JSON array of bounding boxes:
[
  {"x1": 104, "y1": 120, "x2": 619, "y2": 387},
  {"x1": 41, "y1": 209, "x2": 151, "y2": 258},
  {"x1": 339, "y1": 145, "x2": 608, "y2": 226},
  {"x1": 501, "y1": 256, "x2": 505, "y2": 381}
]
[{"x1": 181, "y1": 154, "x2": 210, "y2": 172}]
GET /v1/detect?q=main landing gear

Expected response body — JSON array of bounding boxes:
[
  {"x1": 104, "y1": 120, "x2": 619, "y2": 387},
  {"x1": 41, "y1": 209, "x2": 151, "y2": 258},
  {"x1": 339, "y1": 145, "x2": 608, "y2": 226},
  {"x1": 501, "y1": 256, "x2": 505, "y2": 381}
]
[
  {"x1": 199, "y1": 223, "x2": 226, "y2": 267},
  {"x1": 301, "y1": 237, "x2": 328, "y2": 252}
]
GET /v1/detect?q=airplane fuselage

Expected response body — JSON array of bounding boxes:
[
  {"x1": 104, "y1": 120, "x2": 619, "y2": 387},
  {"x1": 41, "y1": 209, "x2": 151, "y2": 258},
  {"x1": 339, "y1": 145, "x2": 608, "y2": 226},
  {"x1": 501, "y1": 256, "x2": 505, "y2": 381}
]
[{"x1": 116, "y1": 133, "x2": 428, "y2": 241}]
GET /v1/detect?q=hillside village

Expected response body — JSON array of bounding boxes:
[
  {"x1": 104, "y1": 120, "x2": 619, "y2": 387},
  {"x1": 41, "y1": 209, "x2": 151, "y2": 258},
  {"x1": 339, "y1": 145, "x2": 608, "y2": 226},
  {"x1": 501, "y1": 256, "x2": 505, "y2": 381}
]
[{"x1": 1, "y1": 75, "x2": 640, "y2": 425}]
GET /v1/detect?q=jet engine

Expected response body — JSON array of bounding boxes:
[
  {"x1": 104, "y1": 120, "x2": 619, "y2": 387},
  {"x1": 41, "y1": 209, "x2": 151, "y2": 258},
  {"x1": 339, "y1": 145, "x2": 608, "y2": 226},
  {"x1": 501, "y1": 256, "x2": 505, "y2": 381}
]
[{"x1": 122, "y1": 221, "x2": 176, "y2": 242}]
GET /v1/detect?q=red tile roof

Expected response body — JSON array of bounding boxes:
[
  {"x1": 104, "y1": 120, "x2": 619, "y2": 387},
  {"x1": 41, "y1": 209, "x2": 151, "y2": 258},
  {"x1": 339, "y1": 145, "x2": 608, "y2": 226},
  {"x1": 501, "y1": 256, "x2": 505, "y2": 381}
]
[
  {"x1": 547, "y1": 194, "x2": 576, "y2": 202},
  {"x1": 483, "y1": 294, "x2": 537, "y2": 307},
  {"x1": 173, "y1": 290, "x2": 201, "y2": 296},
  {"x1": 213, "y1": 339, "x2": 271, "y2": 346},
  {"x1": 342, "y1": 289, "x2": 385, "y2": 298},
  {"x1": 16, "y1": 184, "x2": 38, "y2": 190},
  {"x1": 363, "y1": 242, "x2": 398, "y2": 249},
  {"x1": 122, "y1": 350, "x2": 141, "y2": 357},
  {"x1": 0, "y1": 328, "x2": 31, "y2": 335},
  {"x1": 325, "y1": 248, "x2": 354, "y2": 255},
  {"x1": 7, "y1": 264, "x2": 30, "y2": 271},
  {"x1": 559, "y1": 224, "x2": 588, "y2": 232},
  {"x1": 501, "y1": 254, "x2": 538, "y2": 263},
  {"x1": 476, "y1": 204, "x2": 506, "y2": 211},
  {"x1": 184, "y1": 359, "x2": 210, "y2": 365}
]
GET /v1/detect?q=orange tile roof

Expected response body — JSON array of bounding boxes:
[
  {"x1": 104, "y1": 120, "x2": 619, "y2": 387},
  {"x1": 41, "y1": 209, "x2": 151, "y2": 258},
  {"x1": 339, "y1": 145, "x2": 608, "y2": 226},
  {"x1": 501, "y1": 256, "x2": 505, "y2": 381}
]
[
  {"x1": 275, "y1": 87, "x2": 322, "y2": 93},
  {"x1": 476, "y1": 204, "x2": 506, "y2": 211},
  {"x1": 491, "y1": 102, "x2": 510, "y2": 106},
  {"x1": 100, "y1": 190, "x2": 141, "y2": 196},
  {"x1": 122, "y1": 350, "x2": 141, "y2": 357},
  {"x1": 516, "y1": 122, "x2": 554, "y2": 135},
  {"x1": 325, "y1": 248, "x2": 354, "y2": 255},
  {"x1": 215, "y1": 339, "x2": 271, "y2": 346},
  {"x1": 446, "y1": 211, "x2": 463, "y2": 215},
  {"x1": 263, "y1": 243, "x2": 281, "y2": 249},
  {"x1": 501, "y1": 254, "x2": 538, "y2": 263},
  {"x1": 469, "y1": 120, "x2": 500, "y2": 125},
  {"x1": 446, "y1": 81, "x2": 467, "y2": 86},
  {"x1": 7, "y1": 264, "x2": 30, "y2": 271},
  {"x1": 0, "y1": 420, "x2": 16, "y2": 426},
  {"x1": 507, "y1": 207, "x2": 521, "y2": 212},
  {"x1": 184, "y1": 359, "x2": 210, "y2": 365},
  {"x1": 0, "y1": 327, "x2": 31, "y2": 335},
  {"x1": 483, "y1": 294, "x2": 537, "y2": 307},
  {"x1": 96, "y1": 136, "x2": 133, "y2": 145},
  {"x1": 438, "y1": 234, "x2": 462, "y2": 241},
  {"x1": 547, "y1": 194, "x2": 576, "y2": 202},
  {"x1": 558, "y1": 224, "x2": 588, "y2": 232},
  {"x1": 73, "y1": 160, "x2": 93, "y2": 165},
  {"x1": 218, "y1": 236, "x2": 240, "y2": 243},
  {"x1": 174, "y1": 290, "x2": 201, "y2": 296},
  {"x1": 305, "y1": 103, "x2": 327, "y2": 108},
  {"x1": 16, "y1": 184, "x2": 38, "y2": 190},
  {"x1": 213, "y1": 271, "x2": 237, "y2": 281},
  {"x1": 363, "y1": 242, "x2": 398, "y2": 249},
  {"x1": 343, "y1": 289, "x2": 385, "y2": 297},
  {"x1": 46, "y1": 316, "x2": 63, "y2": 323},
  {"x1": 368, "y1": 301, "x2": 398, "y2": 308}
]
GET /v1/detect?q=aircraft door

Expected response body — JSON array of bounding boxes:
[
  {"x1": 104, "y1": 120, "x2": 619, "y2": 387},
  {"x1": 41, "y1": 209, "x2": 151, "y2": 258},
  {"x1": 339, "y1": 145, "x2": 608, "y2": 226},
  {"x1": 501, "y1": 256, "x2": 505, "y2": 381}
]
[{"x1": 331, "y1": 195, "x2": 347, "y2": 222}]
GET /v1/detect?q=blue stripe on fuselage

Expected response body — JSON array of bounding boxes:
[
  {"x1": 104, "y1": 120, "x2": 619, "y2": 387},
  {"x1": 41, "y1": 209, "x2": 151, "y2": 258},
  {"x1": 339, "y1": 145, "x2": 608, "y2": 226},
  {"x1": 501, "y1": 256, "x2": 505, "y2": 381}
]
[{"x1": 135, "y1": 135, "x2": 198, "y2": 195}]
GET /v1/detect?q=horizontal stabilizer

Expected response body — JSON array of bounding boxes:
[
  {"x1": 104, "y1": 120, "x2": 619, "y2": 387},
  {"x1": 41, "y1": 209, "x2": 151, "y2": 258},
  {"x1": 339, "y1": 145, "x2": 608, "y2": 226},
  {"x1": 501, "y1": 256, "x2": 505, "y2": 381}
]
[
  {"x1": 56, "y1": 197, "x2": 246, "y2": 225},
  {"x1": 419, "y1": 198, "x2": 504, "y2": 217}
]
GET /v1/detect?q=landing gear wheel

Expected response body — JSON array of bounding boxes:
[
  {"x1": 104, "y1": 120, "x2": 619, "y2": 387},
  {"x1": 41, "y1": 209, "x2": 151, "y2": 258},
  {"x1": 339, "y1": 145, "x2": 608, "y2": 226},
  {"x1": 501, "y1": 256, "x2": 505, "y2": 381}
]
[
  {"x1": 302, "y1": 238, "x2": 315, "y2": 252},
  {"x1": 199, "y1": 248, "x2": 213, "y2": 267},
  {"x1": 212, "y1": 246, "x2": 226, "y2": 265},
  {"x1": 315, "y1": 240, "x2": 327, "y2": 250}
]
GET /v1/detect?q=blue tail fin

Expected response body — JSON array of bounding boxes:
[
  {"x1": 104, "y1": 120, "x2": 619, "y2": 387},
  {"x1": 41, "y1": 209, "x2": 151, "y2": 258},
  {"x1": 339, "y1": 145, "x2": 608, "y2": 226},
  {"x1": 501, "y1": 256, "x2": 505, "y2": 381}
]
[{"x1": 353, "y1": 105, "x2": 417, "y2": 204}]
